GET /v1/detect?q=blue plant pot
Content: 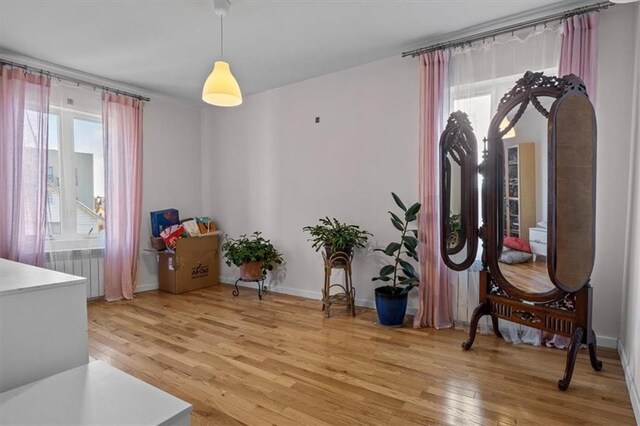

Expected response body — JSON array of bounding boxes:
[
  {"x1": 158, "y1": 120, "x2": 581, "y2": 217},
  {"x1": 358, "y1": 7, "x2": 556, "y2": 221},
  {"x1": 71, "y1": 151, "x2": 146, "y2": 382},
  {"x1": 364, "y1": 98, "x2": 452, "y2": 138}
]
[{"x1": 374, "y1": 286, "x2": 408, "y2": 327}]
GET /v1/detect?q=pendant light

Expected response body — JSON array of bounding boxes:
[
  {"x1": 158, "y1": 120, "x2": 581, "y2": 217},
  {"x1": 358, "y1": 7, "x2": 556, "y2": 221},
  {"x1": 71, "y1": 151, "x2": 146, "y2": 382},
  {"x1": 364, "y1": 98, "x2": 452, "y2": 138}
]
[{"x1": 202, "y1": 0, "x2": 242, "y2": 107}]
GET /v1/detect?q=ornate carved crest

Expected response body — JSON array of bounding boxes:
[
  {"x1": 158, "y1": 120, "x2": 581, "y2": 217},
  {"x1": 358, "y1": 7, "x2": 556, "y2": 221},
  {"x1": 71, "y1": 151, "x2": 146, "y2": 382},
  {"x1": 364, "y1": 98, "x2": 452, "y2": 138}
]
[
  {"x1": 497, "y1": 71, "x2": 564, "y2": 108},
  {"x1": 495, "y1": 72, "x2": 565, "y2": 133},
  {"x1": 442, "y1": 111, "x2": 475, "y2": 158}
]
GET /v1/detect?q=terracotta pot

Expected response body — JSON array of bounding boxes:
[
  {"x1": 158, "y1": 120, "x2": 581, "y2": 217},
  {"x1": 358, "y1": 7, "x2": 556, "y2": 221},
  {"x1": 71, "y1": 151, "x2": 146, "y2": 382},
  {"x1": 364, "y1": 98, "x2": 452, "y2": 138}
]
[{"x1": 240, "y1": 261, "x2": 263, "y2": 280}]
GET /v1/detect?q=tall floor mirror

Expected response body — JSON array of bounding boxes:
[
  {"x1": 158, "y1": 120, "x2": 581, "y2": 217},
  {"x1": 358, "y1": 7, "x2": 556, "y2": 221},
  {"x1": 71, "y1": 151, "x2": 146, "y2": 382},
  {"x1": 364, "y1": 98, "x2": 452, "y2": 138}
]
[{"x1": 440, "y1": 72, "x2": 601, "y2": 391}]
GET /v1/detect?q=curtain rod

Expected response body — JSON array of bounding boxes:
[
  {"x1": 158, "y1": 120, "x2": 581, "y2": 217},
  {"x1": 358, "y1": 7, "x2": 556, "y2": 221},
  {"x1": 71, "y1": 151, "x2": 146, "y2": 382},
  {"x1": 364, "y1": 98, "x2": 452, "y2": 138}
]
[
  {"x1": 0, "y1": 58, "x2": 151, "y2": 102},
  {"x1": 402, "y1": 1, "x2": 613, "y2": 58}
]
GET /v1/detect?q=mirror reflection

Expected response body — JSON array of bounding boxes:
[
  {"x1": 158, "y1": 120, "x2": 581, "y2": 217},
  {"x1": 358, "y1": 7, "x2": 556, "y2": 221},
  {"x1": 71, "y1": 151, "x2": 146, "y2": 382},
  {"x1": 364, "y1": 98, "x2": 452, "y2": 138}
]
[
  {"x1": 497, "y1": 97, "x2": 555, "y2": 294},
  {"x1": 444, "y1": 150, "x2": 464, "y2": 254}
]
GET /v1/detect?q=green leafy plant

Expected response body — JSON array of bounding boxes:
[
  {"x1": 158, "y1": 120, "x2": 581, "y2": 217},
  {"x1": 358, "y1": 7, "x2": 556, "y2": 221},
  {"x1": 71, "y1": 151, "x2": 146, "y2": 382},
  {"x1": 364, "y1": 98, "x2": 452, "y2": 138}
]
[
  {"x1": 303, "y1": 217, "x2": 372, "y2": 254},
  {"x1": 448, "y1": 213, "x2": 461, "y2": 237},
  {"x1": 222, "y1": 232, "x2": 283, "y2": 275},
  {"x1": 372, "y1": 193, "x2": 421, "y2": 295}
]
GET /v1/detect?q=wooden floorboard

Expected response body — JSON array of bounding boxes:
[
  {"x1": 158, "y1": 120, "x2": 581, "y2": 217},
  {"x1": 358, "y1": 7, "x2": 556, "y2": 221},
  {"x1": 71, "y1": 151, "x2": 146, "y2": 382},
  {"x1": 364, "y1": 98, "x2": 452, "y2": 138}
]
[{"x1": 87, "y1": 284, "x2": 636, "y2": 425}]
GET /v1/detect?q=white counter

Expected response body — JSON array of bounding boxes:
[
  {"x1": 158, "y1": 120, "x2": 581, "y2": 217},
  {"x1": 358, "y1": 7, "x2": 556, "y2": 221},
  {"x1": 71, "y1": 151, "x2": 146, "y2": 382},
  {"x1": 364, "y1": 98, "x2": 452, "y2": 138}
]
[
  {"x1": 0, "y1": 360, "x2": 191, "y2": 425},
  {"x1": 0, "y1": 258, "x2": 88, "y2": 392},
  {"x1": 0, "y1": 258, "x2": 85, "y2": 296}
]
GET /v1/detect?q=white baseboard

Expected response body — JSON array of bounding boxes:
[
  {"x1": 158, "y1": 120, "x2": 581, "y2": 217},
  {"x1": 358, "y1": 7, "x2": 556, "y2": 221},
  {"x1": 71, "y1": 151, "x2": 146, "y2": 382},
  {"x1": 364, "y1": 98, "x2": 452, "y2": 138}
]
[
  {"x1": 220, "y1": 276, "x2": 418, "y2": 315},
  {"x1": 135, "y1": 282, "x2": 158, "y2": 294},
  {"x1": 137, "y1": 278, "x2": 619, "y2": 347},
  {"x1": 597, "y1": 335, "x2": 619, "y2": 349},
  {"x1": 618, "y1": 341, "x2": 640, "y2": 423}
]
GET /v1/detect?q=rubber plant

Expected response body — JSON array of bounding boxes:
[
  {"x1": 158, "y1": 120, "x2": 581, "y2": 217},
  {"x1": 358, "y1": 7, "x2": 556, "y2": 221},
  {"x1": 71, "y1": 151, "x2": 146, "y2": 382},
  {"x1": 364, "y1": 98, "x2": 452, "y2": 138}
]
[{"x1": 372, "y1": 193, "x2": 421, "y2": 295}]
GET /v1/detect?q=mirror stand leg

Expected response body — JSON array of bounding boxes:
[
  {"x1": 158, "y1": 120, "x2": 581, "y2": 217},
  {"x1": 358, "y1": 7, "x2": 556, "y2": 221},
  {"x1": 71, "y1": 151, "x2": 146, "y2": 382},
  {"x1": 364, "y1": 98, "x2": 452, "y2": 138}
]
[
  {"x1": 462, "y1": 302, "x2": 489, "y2": 351},
  {"x1": 491, "y1": 314, "x2": 502, "y2": 338},
  {"x1": 588, "y1": 329, "x2": 603, "y2": 371},
  {"x1": 558, "y1": 327, "x2": 584, "y2": 391}
]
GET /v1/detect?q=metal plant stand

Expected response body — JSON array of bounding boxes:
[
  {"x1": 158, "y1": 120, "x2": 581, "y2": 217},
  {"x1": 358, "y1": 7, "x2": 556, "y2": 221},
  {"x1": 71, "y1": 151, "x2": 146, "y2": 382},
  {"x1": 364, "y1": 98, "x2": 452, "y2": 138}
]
[
  {"x1": 233, "y1": 276, "x2": 267, "y2": 300},
  {"x1": 322, "y1": 251, "x2": 356, "y2": 318}
]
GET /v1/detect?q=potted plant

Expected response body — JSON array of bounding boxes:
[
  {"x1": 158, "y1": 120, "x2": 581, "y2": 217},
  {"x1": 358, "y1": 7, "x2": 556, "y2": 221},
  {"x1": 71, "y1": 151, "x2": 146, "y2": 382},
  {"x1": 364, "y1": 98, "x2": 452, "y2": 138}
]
[
  {"x1": 372, "y1": 193, "x2": 421, "y2": 327},
  {"x1": 222, "y1": 232, "x2": 283, "y2": 280},
  {"x1": 303, "y1": 217, "x2": 372, "y2": 260},
  {"x1": 447, "y1": 213, "x2": 461, "y2": 248}
]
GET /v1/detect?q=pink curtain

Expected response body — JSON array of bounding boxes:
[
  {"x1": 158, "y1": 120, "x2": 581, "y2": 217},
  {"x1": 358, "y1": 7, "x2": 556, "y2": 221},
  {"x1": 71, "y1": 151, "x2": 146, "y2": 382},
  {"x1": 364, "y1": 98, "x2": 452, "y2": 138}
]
[
  {"x1": 0, "y1": 65, "x2": 50, "y2": 266},
  {"x1": 414, "y1": 51, "x2": 452, "y2": 329},
  {"x1": 559, "y1": 12, "x2": 599, "y2": 102},
  {"x1": 102, "y1": 92, "x2": 143, "y2": 301}
]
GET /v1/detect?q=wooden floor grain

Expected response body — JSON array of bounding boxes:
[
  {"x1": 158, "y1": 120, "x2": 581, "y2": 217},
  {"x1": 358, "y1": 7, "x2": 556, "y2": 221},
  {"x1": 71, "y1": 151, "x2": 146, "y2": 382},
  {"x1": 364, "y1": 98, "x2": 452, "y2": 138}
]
[{"x1": 87, "y1": 284, "x2": 635, "y2": 425}]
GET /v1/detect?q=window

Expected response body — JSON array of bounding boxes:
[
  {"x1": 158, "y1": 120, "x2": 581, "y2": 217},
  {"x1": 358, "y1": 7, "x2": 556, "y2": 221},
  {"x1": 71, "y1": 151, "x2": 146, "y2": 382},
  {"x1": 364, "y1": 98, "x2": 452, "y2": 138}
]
[{"x1": 46, "y1": 106, "x2": 105, "y2": 245}]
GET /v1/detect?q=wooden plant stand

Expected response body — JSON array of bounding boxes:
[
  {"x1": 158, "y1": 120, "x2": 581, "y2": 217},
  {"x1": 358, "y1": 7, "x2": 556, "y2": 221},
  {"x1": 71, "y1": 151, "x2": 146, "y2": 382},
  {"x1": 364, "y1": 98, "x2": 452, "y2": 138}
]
[{"x1": 322, "y1": 252, "x2": 356, "y2": 318}]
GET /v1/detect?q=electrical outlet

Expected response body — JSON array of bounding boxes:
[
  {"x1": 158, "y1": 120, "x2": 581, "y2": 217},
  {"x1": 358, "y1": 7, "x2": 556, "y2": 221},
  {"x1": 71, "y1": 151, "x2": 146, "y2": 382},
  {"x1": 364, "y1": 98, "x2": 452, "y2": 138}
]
[{"x1": 315, "y1": 116, "x2": 320, "y2": 123}]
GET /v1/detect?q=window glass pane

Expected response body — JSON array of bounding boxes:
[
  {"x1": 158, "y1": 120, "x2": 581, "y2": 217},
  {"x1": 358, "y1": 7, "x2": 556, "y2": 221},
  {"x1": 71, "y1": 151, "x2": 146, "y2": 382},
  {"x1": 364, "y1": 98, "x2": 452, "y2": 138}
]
[
  {"x1": 46, "y1": 114, "x2": 62, "y2": 235},
  {"x1": 73, "y1": 118, "x2": 104, "y2": 235}
]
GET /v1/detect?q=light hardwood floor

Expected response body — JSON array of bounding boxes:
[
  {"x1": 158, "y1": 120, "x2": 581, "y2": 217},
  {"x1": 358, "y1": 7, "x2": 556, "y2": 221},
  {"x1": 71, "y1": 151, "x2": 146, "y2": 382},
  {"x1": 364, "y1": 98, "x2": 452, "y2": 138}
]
[
  {"x1": 88, "y1": 284, "x2": 635, "y2": 425},
  {"x1": 500, "y1": 258, "x2": 555, "y2": 294}
]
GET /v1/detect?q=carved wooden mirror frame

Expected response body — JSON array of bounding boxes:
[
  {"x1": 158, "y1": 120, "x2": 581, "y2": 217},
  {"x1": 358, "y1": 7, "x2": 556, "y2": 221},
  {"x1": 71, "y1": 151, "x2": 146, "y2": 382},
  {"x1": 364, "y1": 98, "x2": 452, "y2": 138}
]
[
  {"x1": 441, "y1": 72, "x2": 602, "y2": 390},
  {"x1": 440, "y1": 111, "x2": 478, "y2": 271}
]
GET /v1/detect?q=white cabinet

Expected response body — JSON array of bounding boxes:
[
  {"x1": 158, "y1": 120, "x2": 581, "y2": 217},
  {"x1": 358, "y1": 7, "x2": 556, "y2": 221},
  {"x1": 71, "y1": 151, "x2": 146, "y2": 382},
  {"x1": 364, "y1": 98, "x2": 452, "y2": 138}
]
[
  {"x1": 0, "y1": 360, "x2": 191, "y2": 425},
  {"x1": 0, "y1": 258, "x2": 192, "y2": 424},
  {"x1": 0, "y1": 259, "x2": 88, "y2": 393},
  {"x1": 529, "y1": 227, "x2": 548, "y2": 262}
]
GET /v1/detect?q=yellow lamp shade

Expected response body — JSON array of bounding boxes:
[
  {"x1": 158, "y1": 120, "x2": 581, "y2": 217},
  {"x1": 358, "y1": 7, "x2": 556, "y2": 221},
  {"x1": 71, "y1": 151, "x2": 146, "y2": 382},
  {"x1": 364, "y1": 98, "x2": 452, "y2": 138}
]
[
  {"x1": 499, "y1": 117, "x2": 516, "y2": 139},
  {"x1": 202, "y1": 61, "x2": 243, "y2": 107}
]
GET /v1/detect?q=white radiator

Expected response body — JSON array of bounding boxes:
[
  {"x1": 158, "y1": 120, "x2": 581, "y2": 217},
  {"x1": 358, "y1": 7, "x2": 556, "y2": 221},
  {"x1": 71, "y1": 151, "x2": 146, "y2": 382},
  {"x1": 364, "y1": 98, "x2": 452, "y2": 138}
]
[
  {"x1": 45, "y1": 249, "x2": 105, "y2": 299},
  {"x1": 450, "y1": 260, "x2": 491, "y2": 331}
]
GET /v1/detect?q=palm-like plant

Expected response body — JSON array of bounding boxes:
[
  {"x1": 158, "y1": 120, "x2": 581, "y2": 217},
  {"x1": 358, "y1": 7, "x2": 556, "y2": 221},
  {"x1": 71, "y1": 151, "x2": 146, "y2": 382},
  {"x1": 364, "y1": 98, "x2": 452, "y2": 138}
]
[
  {"x1": 303, "y1": 217, "x2": 372, "y2": 254},
  {"x1": 372, "y1": 193, "x2": 421, "y2": 295}
]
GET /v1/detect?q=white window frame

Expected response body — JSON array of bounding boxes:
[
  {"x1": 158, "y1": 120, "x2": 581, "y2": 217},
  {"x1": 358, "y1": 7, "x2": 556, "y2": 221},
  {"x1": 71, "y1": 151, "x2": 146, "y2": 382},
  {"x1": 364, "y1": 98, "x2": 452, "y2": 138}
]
[{"x1": 47, "y1": 105, "x2": 104, "y2": 248}]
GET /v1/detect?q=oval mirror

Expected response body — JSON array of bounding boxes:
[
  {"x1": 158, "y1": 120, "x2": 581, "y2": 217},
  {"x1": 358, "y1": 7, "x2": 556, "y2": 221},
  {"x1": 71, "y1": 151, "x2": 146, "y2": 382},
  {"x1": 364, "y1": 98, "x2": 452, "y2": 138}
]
[
  {"x1": 440, "y1": 111, "x2": 478, "y2": 271},
  {"x1": 493, "y1": 96, "x2": 558, "y2": 297},
  {"x1": 485, "y1": 82, "x2": 561, "y2": 302}
]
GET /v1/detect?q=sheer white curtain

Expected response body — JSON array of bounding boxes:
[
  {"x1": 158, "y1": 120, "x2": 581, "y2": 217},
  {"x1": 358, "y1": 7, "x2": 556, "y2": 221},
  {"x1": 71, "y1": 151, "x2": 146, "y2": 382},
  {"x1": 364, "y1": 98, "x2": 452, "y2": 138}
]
[{"x1": 447, "y1": 25, "x2": 562, "y2": 345}]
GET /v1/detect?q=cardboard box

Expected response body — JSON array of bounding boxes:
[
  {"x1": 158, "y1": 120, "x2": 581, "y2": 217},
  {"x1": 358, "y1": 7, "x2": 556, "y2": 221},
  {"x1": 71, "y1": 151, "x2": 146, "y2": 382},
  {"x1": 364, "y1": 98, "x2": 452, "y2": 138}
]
[{"x1": 157, "y1": 233, "x2": 220, "y2": 294}]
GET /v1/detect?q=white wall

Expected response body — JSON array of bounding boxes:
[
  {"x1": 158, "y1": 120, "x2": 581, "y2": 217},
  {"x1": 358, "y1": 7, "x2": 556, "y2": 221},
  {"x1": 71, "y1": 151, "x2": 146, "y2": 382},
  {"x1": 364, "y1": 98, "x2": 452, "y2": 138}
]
[
  {"x1": 620, "y1": 2, "x2": 640, "y2": 419},
  {"x1": 592, "y1": 4, "x2": 637, "y2": 341},
  {"x1": 201, "y1": 55, "x2": 420, "y2": 309},
  {"x1": 199, "y1": 6, "x2": 637, "y2": 341},
  {"x1": 137, "y1": 94, "x2": 203, "y2": 291}
]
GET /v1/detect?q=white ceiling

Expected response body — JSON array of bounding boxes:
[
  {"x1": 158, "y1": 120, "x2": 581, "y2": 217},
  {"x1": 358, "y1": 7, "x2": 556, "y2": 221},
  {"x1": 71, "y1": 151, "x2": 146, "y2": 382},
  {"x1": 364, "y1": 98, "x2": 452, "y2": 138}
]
[{"x1": 0, "y1": 0, "x2": 587, "y2": 102}]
